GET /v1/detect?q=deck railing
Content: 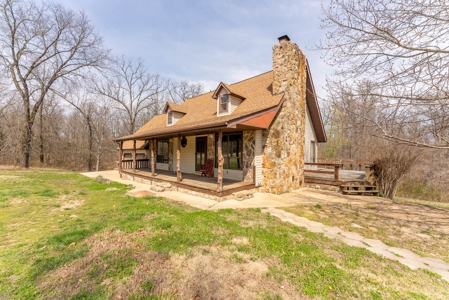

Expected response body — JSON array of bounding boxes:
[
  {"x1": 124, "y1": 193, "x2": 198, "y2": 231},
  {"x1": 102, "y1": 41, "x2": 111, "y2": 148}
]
[
  {"x1": 317, "y1": 158, "x2": 372, "y2": 170},
  {"x1": 304, "y1": 162, "x2": 340, "y2": 181},
  {"x1": 120, "y1": 158, "x2": 149, "y2": 170}
]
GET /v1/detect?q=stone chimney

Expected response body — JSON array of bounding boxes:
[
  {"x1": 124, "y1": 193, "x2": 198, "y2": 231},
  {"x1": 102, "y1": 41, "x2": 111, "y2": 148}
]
[
  {"x1": 272, "y1": 35, "x2": 305, "y2": 95},
  {"x1": 260, "y1": 35, "x2": 307, "y2": 194}
]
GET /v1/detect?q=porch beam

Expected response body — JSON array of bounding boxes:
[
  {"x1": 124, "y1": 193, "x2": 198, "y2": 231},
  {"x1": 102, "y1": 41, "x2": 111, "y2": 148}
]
[
  {"x1": 217, "y1": 129, "x2": 224, "y2": 191},
  {"x1": 133, "y1": 139, "x2": 137, "y2": 172},
  {"x1": 118, "y1": 141, "x2": 123, "y2": 178},
  {"x1": 177, "y1": 134, "x2": 182, "y2": 182},
  {"x1": 151, "y1": 138, "x2": 155, "y2": 176}
]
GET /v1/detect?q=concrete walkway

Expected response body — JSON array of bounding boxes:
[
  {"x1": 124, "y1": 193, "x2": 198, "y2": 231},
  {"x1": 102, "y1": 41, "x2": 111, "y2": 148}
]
[
  {"x1": 81, "y1": 170, "x2": 389, "y2": 210},
  {"x1": 80, "y1": 170, "x2": 449, "y2": 280},
  {"x1": 263, "y1": 208, "x2": 449, "y2": 281}
]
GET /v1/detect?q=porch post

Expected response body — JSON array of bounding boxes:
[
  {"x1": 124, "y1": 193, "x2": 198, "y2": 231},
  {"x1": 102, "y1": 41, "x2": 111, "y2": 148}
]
[
  {"x1": 217, "y1": 129, "x2": 224, "y2": 191},
  {"x1": 118, "y1": 141, "x2": 123, "y2": 178},
  {"x1": 177, "y1": 134, "x2": 182, "y2": 182},
  {"x1": 133, "y1": 139, "x2": 136, "y2": 172},
  {"x1": 151, "y1": 138, "x2": 155, "y2": 176}
]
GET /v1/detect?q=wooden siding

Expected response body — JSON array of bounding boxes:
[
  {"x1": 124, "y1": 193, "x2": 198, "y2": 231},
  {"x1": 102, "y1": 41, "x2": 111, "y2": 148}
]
[
  {"x1": 254, "y1": 130, "x2": 263, "y2": 186},
  {"x1": 304, "y1": 106, "x2": 317, "y2": 163}
]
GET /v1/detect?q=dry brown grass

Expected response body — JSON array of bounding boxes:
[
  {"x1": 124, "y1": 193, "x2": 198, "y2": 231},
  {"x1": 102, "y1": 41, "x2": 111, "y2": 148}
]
[
  {"x1": 39, "y1": 230, "x2": 304, "y2": 300},
  {"x1": 285, "y1": 201, "x2": 449, "y2": 263}
]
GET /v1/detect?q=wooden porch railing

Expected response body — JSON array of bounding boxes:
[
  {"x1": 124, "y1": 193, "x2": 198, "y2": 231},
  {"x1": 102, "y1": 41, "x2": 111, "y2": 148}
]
[
  {"x1": 304, "y1": 162, "x2": 340, "y2": 181},
  {"x1": 318, "y1": 158, "x2": 372, "y2": 171},
  {"x1": 121, "y1": 158, "x2": 150, "y2": 170}
]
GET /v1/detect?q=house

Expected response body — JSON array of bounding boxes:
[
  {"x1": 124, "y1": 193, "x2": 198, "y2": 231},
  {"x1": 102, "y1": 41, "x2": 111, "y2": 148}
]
[{"x1": 114, "y1": 35, "x2": 326, "y2": 197}]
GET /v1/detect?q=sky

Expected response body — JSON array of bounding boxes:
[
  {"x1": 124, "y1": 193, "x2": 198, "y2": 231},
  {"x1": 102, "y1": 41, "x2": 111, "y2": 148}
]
[{"x1": 57, "y1": 0, "x2": 332, "y2": 96}]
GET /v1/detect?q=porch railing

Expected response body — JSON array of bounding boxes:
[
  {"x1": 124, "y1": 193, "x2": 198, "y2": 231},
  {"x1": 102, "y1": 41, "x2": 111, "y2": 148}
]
[
  {"x1": 121, "y1": 158, "x2": 150, "y2": 170},
  {"x1": 317, "y1": 158, "x2": 372, "y2": 171},
  {"x1": 304, "y1": 162, "x2": 340, "y2": 181}
]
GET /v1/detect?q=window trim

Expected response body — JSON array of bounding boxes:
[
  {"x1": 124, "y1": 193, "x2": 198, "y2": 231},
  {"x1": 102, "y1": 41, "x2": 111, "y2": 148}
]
[
  {"x1": 215, "y1": 132, "x2": 243, "y2": 170},
  {"x1": 218, "y1": 94, "x2": 229, "y2": 114},
  {"x1": 167, "y1": 109, "x2": 173, "y2": 125},
  {"x1": 156, "y1": 139, "x2": 169, "y2": 163}
]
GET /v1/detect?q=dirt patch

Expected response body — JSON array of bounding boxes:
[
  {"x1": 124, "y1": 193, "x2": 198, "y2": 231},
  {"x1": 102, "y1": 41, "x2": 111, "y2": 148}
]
[
  {"x1": 232, "y1": 236, "x2": 250, "y2": 245},
  {"x1": 128, "y1": 190, "x2": 155, "y2": 197},
  {"x1": 38, "y1": 230, "x2": 302, "y2": 300},
  {"x1": 0, "y1": 175, "x2": 21, "y2": 179},
  {"x1": 9, "y1": 198, "x2": 27, "y2": 204}
]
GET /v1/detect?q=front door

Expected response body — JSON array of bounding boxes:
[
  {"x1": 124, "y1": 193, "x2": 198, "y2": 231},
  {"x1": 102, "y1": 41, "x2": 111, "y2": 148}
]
[{"x1": 195, "y1": 137, "x2": 207, "y2": 171}]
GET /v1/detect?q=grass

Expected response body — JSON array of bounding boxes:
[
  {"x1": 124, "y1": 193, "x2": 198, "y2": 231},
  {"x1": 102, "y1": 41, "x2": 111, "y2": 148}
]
[
  {"x1": 284, "y1": 201, "x2": 449, "y2": 264},
  {"x1": 0, "y1": 169, "x2": 448, "y2": 299}
]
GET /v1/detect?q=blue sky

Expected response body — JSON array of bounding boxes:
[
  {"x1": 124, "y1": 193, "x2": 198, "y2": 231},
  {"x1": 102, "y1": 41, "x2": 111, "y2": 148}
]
[{"x1": 58, "y1": 0, "x2": 332, "y2": 95}]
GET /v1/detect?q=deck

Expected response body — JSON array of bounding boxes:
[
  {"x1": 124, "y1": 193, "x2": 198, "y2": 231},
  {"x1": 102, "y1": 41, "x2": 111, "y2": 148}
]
[{"x1": 121, "y1": 168, "x2": 256, "y2": 198}]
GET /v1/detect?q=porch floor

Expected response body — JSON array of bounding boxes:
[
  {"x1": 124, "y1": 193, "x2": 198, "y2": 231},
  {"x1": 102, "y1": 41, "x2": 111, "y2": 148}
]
[{"x1": 122, "y1": 168, "x2": 255, "y2": 193}]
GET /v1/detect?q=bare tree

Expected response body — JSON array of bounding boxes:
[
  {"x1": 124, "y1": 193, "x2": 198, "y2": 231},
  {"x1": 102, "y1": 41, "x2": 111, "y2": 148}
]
[
  {"x1": 318, "y1": 0, "x2": 449, "y2": 149},
  {"x1": 167, "y1": 80, "x2": 204, "y2": 103},
  {"x1": 0, "y1": 0, "x2": 108, "y2": 168},
  {"x1": 92, "y1": 99, "x2": 115, "y2": 171},
  {"x1": 94, "y1": 55, "x2": 166, "y2": 136}
]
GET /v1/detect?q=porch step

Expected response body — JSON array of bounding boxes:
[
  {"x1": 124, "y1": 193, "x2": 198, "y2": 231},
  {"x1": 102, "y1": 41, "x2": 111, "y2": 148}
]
[
  {"x1": 340, "y1": 184, "x2": 379, "y2": 196},
  {"x1": 232, "y1": 190, "x2": 254, "y2": 201},
  {"x1": 157, "y1": 182, "x2": 172, "y2": 188},
  {"x1": 150, "y1": 185, "x2": 165, "y2": 192}
]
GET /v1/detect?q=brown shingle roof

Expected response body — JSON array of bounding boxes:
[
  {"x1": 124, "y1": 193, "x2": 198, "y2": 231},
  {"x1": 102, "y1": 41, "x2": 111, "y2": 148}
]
[
  {"x1": 116, "y1": 71, "x2": 283, "y2": 141},
  {"x1": 164, "y1": 102, "x2": 188, "y2": 114}
]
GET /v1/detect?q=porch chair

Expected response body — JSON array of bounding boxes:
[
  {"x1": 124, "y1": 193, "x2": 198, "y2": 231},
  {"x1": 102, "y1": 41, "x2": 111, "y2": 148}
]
[{"x1": 200, "y1": 159, "x2": 214, "y2": 178}]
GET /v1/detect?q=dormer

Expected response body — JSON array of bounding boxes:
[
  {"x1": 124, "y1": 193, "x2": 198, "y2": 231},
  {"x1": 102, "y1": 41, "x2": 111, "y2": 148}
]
[
  {"x1": 163, "y1": 102, "x2": 187, "y2": 126},
  {"x1": 212, "y1": 82, "x2": 245, "y2": 117}
]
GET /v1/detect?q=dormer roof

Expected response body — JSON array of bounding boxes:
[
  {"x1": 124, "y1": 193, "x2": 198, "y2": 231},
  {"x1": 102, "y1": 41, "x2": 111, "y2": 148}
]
[
  {"x1": 212, "y1": 82, "x2": 246, "y2": 100},
  {"x1": 163, "y1": 102, "x2": 188, "y2": 114}
]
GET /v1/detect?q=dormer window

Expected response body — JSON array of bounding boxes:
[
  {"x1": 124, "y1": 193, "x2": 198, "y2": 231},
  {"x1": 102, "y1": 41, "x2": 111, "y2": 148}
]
[
  {"x1": 219, "y1": 94, "x2": 229, "y2": 113},
  {"x1": 167, "y1": 110, "x2": 173, "y2": 125}
]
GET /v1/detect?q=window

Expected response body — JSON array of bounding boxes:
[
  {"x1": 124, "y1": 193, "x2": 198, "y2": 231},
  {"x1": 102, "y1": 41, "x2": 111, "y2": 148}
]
[
  {"x1": 123, "y1": 153, "x2": 132, "y2": 159},
  {"x1": 167, "y1": 110, "x2": 173, "y2": 125},
  {"x1": 215, "y1": 132, "x2": 242, "y2": 170},
  {"x1": 156, "y1": 139, "x2": 169, "y2": 163},
  {"x1": 219, "y1": 94, "x2": 229, "y2": 113}
]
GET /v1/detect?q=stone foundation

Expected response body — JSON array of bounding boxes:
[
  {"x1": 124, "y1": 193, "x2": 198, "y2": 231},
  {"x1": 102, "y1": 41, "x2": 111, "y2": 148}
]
[{"x1": 120, "y1": 172, "x2": 257, "y2": 202}]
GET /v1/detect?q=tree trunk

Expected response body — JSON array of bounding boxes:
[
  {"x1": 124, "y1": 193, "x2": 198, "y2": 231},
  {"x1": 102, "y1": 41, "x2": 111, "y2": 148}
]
[
  {"x1": 151, "y1": 138, "x2": 155, "y2": 176},
  {"x1": 133, "y1": 139, "x2": 137, "y2": 172},
  {"x1": 119, "y1": 141, "x2": 123, "y2": 178},
  {"x1": 87, "y1": 116, "x2": 93, "y2": 171},
  {"x1": 217, "y1": 130, "x2": 224, "y2": 191},
  {"x1": 177, "y1": 134, "x2": 182, "y2": 182},
  {"x1": 39, "y1": 103, "x2": 44, "y2": 165},
  {"x1": 22, "y1": 119, "x2": 33, "y2": 169},
  {"x1": 95, "y1": 144, "x2": 102, "y2": 171}
]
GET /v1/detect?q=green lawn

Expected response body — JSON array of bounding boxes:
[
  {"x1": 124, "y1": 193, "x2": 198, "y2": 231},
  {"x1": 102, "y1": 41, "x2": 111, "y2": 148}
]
[{"x1": 0, "y1": 169, "x2": 448, "y2": 299}]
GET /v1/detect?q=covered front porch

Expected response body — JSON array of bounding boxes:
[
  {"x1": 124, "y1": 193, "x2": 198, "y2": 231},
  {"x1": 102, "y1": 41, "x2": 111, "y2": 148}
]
[
  {"x1": 120, "y1": 167, "x2": 255, "y2": 198},
  {"x1": 116, "y1": 125, "x2": 263, "y2": 199}
]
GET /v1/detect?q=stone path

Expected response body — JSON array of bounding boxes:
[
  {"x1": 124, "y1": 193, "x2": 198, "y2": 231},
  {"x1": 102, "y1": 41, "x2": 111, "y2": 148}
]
[{"x1": 263, "y1": 208, "x2": 449, "y2": 281}]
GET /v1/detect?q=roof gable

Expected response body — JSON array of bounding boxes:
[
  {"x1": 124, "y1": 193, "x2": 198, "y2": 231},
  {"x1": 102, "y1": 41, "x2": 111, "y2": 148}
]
[
  {"x1": 212, "y1": 82, "x2": 246, "y2": 100},
  {"x1": 163, "y1": 102, "x2": 188, "y2": 114}
]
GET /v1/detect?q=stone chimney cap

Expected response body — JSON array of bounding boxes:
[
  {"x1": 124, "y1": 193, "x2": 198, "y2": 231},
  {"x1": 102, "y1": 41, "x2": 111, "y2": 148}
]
[{"x1": 277, "y1": 35, "x2": 290, "y2": 42}]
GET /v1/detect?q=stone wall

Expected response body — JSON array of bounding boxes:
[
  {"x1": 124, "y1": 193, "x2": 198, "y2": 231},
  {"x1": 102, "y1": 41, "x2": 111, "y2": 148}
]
[
  {"x1": 243, "y1": 130, "x2": 255, "y2": 182},
  {"x1": 168, "y1": 138, "x2": 173, "y2": 171},
  {"x1": 207, "y1": 134, "x2": 215, "y2": 159},
  {"x1": 260, "y1": 41, "x2": 307, "y2": 194}
]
